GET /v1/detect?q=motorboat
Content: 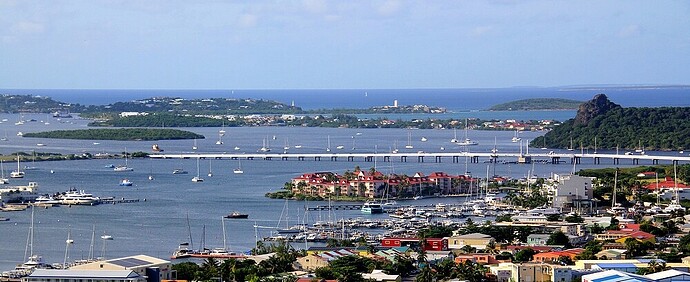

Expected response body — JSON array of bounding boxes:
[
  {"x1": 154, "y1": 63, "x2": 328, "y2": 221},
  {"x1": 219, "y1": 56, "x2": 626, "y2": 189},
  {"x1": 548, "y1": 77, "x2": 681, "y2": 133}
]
[
  {"x1": 224, "y1": 211, "x2": 249, "y2": 219},
  {"x1": 361, "y1": 202, "x2": 384, "y2": 214},
  {"x1": 172, "y1": 169, "x2": 188, "y2": 174},
  {"x1": 113, "y1": 165, "x2": 133, "y2": 172},
  {"x1": 119, "y1": 179, "x2": 133, "y2": 186}
]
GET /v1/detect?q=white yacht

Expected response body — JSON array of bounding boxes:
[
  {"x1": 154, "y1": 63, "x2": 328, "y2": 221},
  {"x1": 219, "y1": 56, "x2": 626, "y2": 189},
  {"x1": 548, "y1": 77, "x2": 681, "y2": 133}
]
[
  {"x1": 361, "y1": 202, "x2": 384, "y2": 214},
  {"x1": 59, "y1": 190, "x2": 100, "y2": 205}
]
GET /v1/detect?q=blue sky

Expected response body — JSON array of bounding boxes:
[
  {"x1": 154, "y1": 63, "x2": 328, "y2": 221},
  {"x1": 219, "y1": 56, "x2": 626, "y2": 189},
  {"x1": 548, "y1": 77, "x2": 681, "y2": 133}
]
[{"x1": 1, "y1": 1, "x2": 689, "y2": 90}]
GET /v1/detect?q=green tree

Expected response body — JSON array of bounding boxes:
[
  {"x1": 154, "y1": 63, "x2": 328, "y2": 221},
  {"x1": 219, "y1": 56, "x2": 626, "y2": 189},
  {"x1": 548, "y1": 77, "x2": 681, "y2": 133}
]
[
  {"x1": 547, "y1": 231, "x2": 572, "y2": 248},
  {"x1": 171, "y1": 262, "x2": 200, "y2": 281},
  {"x1": 513, "y1": 248, "x2": 536, "y2": 262}
]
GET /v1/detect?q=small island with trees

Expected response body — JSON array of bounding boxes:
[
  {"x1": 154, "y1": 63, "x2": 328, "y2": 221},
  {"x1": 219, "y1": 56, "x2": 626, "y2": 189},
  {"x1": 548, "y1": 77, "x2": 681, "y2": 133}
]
[
  {"x1": 488, "y1": 98, "x2": 583, "y2": 111},
  {"x1": 23, "y1": 128, "x2": 204, "y2": 141}
]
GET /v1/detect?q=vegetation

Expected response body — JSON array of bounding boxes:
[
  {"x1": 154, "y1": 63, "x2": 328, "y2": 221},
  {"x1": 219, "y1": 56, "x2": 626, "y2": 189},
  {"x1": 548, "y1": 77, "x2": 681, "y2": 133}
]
[
  {"x1": 23, "y1": 128, "x2": 204, "y2": 141},
  {"x1": 488, "y1": 98, "x2": 583, "y2": 111},
  {"x1": 534, "y1": 94, "x2": 690, "y2": 150},
  {"x1": 0, "y1": 94, "x2": 88, "y2": 113}
]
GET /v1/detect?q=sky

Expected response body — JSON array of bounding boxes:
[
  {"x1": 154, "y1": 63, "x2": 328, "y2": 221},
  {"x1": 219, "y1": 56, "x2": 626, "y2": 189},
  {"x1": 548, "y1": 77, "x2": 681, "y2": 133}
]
[{"x1": 1, "y1": 0, "x2": 689, "y2": 90}]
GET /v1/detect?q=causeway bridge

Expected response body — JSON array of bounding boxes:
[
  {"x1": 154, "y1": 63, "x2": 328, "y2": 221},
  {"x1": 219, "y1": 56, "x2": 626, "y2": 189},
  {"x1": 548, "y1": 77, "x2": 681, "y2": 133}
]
[{"x1": 149, "y1": 152, "x2": 690, "y2": 165}]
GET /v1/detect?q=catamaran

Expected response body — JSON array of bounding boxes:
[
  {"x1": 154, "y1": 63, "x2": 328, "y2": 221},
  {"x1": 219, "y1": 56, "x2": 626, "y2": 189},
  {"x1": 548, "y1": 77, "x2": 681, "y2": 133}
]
[{"x1": 456, "y1": 119, "x2": 478, "y2": 146}]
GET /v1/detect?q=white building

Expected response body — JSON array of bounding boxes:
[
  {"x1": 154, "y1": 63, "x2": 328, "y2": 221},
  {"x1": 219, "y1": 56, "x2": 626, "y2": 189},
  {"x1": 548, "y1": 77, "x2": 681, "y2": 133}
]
[
  {"x1": 22, "y1": 270, "x2": 143, "y2": 282},
  {"x1": 551, "y1": 174, "x2": 594, "y2": 211}
]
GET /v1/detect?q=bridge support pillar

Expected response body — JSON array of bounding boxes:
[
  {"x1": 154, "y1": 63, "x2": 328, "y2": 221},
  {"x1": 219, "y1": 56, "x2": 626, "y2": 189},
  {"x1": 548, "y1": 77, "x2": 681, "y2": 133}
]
[
  {"x1": 435, "y1": 156, "x2": 442, "y2": 163},
  {"x1": 632, "y1": 158, "x2": 639, "y2": 165},
  {"x1": 347, "y1": 156, "x2": 354, "y2": 161},
  {"x1": 331, "y1": 156, "x2": 337, "y2": 161},
  {"x1": 418, "y1": 156, "x2": 424, "y2": 163},
  {"x1": 613, "y1": 158, "x2": 619, "y2": 165},
  {"x1": 673, "y1": 160, "x2": 679, "y2": 166},
  {"x1": 365, "y1": 156, "x2": 373, "y2": 162},
  {"x1": 652, "y1": 159, "x2": 658, "y2": 165},
  {"x1": 298, "y1": 156, "x2": 304, "y2": 161},
  {"x1": 248, "y1": 157, "x2": 254, "y2": 160},
  {"x1": 401, "y1": 156, "x2": 407, "y2": 162},
  {"x1": 383, "y1": 156, "x2": 390, "y2": 162},
  {"x1": 593, "y1": 157, "x2": 600, "y2": 165},
  {"x1": 551, "y1": 157, "x2": 560, "y2": 164},
  {"x1": 452, "y1": 156, "x2": 459, "y2": 163},
  {"x1": 315, "y1": 156, "x2": 321, "y2": 161}
]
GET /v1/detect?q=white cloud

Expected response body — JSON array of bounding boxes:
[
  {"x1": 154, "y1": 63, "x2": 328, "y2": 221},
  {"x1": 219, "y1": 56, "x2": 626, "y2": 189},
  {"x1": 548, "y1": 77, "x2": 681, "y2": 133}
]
[
  {"x1": 10, "y1": 21, "x2": 44, "y2": 34},
  {"x1": 378, "y1": 0, "x2": 401, "y2": 16},
  {"x1": 618, "y1": 24, "x2": 641, "y2": 38},
  {"x1": 238, "y1": 14, "x2": 258, "y2": 28}
]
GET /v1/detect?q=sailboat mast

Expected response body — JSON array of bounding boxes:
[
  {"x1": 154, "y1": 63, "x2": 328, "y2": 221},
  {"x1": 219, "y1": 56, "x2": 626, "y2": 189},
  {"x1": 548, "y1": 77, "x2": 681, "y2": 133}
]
[
  {"x1": 222, "y1": 217, "x2": 227, "y2": 250},
  {"x1": 612, "y1": 169, "x2": 618, "y2": 207},
  {"x1": 88, "y1": 225, "x2": 95, "y2": 260}
]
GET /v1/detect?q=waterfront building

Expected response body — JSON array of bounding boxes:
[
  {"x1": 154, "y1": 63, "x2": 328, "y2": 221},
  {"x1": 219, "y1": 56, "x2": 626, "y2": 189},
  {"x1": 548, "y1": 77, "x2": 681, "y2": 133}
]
[
  {"x1": 448, "y1": 233, "x2": 495, "y2": 250},
  {"x1": 69, "y1": 255, "x2": 174, "y2": 282},
  {"x1": 361, "y1": 269, "x2": 401, "y2": 282},
  {"x1": 22, "y1": 269, "x2": 143, "y2": 282},
  {"x1": 0, "y1": 182, "x2": 39, "y2": 203},
  {"x1": 454, "y1": 254, "x2": 507, "y2": 265},
  {"x1": 380, "y1": 237, "x2": 448, "y2": 252}
]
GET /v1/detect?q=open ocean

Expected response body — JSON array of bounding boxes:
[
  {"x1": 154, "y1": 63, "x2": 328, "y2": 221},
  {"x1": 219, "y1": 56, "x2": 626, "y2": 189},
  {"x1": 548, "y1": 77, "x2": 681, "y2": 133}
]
[{"x1": 1, "y1": 87, "x2": 689, "y2": 110}]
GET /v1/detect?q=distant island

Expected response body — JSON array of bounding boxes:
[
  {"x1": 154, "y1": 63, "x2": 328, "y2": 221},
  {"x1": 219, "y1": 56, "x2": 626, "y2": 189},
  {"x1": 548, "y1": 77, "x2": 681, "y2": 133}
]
[
  {"x1": 23, "y1": 128, "x2": 204, "y2": 141},
  {"x1": 489, "y1": 98, "x2": 583, "y2": 111},
  {"x1": 532, "y1": 94, "x2": 690, "y2": 151}
]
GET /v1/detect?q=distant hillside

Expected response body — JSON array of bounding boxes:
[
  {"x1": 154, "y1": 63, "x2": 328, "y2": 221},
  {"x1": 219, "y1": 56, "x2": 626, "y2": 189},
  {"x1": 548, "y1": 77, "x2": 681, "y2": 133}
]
[
  {"x1": 532, "y1": 94, "x2": 690, "y2": 151},
  {"x1": 488, "y1": 98, "x2": 583, "y2": 111},
  {"x1": 23, "y1": 128, "x2": 204, "y2": 141},
  {"x1": 0, "y1": 94, "x2": 87, "y2": 113},
  {"x1": 81, "y1": 97, "x2": 302, "y2": 115}
]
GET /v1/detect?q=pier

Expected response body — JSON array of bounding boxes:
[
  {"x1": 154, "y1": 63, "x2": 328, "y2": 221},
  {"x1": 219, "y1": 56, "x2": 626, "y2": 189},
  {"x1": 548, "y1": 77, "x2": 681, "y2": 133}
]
[
  {"x1": 100, "y1": 198, "x2": 141, "y2": 204},
  {"x1": 149, "y1": 152, "x2": 690, "y2": 165}
]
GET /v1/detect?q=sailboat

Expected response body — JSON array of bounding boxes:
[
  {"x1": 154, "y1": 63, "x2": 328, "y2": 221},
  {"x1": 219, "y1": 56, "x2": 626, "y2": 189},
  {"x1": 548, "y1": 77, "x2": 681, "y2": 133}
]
[
  {"x1": 635, "y1": 140, "x2": 644, "y2": 154},
  {"x1": 23, "y1": 151, "x2": 37, "y2": 171},
  {"x1": 114, "y1": 149, "x2": 133, "y2": 172},
  {"x1": 15, "y1": 206, "x2": 48, "y2": 274},
  {"x1": 207, "y1": 159, "x2": 213, "y2": 177},
  {"x1": 0, "y1": 160, "x2": 9, "y2": 184},
  {"x1": 606, "y1": 170, "x2": 626, "y2": 215},
  {"x1": 540, "y1": 137, "x2": 548, "y2": 150},
  {"x1": 283, "y1": 138, "x2": 290, "y2": 151},
  {"x1": 405, "y1": 132, "x2": 414, "y2": 149},
  {"x1": 192, "y1": 158, "x2": 204, "y2": 182},
  {"x1": 259, "y1": 137, "x2": 271, "y2": 152},
  {"x1": 192, "y1": 139, "x2": 198, "y2": 150},
  {"x1": 567, "y1": 137, "x2": 574, "y2": 151},
  {"x1": 10, "y1": 153, "x2": 25, "y2": 178},
  {"x1": 450, "y1": 128, "x2": 459, "y2": 143},
  {"x1": 326, "y1": 136, "x2": 332, "y2": 152},
  {"x1": 457, "y1": 119, "x2": 478, "y2": 146},
  {"x1": 663, "y1": 163, "x2": 684, "y2": 213},
  {"x1": 512, "y1": 130, "x2": 521, "y2": 142},
  {"x1": 233, "y1": 159, "x2": 244, "y2": 174}
]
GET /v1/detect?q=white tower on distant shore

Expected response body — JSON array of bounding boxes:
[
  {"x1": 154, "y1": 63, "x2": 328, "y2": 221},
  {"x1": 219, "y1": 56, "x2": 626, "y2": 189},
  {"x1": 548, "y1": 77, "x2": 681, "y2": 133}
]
[{"x1": 393, "y1": 100, "x2": 398, "y2": 107}]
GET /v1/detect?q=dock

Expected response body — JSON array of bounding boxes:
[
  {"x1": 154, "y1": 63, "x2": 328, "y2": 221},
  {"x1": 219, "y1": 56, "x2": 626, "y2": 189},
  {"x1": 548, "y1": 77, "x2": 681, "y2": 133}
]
[{"x1": 99, "y1": 198, "x2": 141, "y2": 204}]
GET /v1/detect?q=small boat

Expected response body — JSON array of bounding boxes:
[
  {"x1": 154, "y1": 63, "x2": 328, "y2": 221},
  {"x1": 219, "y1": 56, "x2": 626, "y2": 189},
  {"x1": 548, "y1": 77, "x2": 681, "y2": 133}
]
[
  {"x1": 405, "y1": 132, "x2": 414, "y2": 149},
  {"x1": 101, "y1": 234, "x2": 113, "y2": 240},
  {"x1": 233, "y1": 160, "x2": 244, "y2": 174},
  {"x1": 17, "y1": 132, "x2": 23, "y2": 136},
  {"x1": 192, "y1": 158, "x2": 203, "y2": 182},
  {"x1": 361, "y1": 202, "x2": 384, "y2": 214},
  {"x1": 234, "y1": 146, "x2": 240, "y2": 150},
  {"x1": 113, "y1": 165, "x2": 134, "y2": 172},
  {"x1": 93, "y1": 142, "x2": 100, "y2": 145},
  {"x1": 421, "y1": 137, "x2": 427, "y2": 142},
  {"x1": 36, "y1": 143, "x2": 46, "y2": 147},
  {"x1": 148, "y1": 175, "x2": 154, "y2": 180},
  {"x1": 294, "y1": 145, "x2": 302, "y2": 149},
  {"x1": 336, "y1": 145, "x2": 345, "y2": 150},
  {"x1": 224, "y1": 211, "x2": 249, "y2": 219},
  {"x1": 105, "y1": 164, "x2": 115, "y2": 168},
  {"x1": 119, "y1": 179, "x2": 133, "y2": 186},
  {"x1": 172, "y1": 169, "x2": 188, "y2": 174},
  {"x1": 216, "y1": 140, "x2": 223, "y2": 145},
  {"x1": 192, "y1": 139, "x2": 198, "y2": 150},
  {"x1": 152, "y1": 144, "x2": 163, "y2": 152}
]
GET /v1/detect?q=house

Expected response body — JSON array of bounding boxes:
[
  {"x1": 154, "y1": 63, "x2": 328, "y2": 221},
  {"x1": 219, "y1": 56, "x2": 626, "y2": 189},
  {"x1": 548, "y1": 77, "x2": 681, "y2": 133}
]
[
  {"x1": 380, "y1": 237, "x2": 448, "y2": 251},
  {"x1": 454, "y1": 254, "x2": 507, "y2": 265},
  {"x1": 532, "y1": 248, "x2": 584, "y2": 263},
  {"x1": 594, "y1": 230, "x2": 656, "y2": 244},
  {"x1": 596, "y1": 249, "x2": 628, "y2": 260},
  {"x1": 644, "y1": 176, "x2": 690, "y2": 190},
  {"x1": 69, "y1": 254, "x2": 174, "y2": 282},
  {"x1": 526, "y1": 234, "x2": 551, "y2": 246},
  {"x1": 488, "y1": 263, "x2": 571, "y2": 282},
  {"x1": 294, "y1": 249, "x2": 357, "y2": 271},
  {"x1": 23, "y1": 269, "x2": 143, "y2": 282},
  {"x1": 551, "y1": 174, "x2": 594, "y2": 212},
  {"x1": 448, "y1": 233, "x2": 495, "y2": 250}
]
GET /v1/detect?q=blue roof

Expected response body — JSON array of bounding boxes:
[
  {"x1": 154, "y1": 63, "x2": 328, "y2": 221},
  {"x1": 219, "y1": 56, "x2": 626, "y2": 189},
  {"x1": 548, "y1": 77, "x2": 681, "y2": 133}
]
[
  {"x1": 591, "y1": 274, "x2": 624, "y2": 282},
  {"x1": 596, "y1": 263, "x2": 638, "y2": 269},
  {"x1": 637, "y1": 259, "x2": 665, "y2": 263}
]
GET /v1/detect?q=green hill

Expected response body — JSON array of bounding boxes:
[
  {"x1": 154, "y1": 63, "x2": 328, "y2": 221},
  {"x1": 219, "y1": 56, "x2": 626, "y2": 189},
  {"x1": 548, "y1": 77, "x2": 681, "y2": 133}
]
[
  {"x1": 532, "y1": 94, "x2": 690, "y2": 150},
  {"x1": 489, "y1": 98, "x2": 583, "y2": 111},
  {"x1": 23, "y1": 128, "x2": 204, "y2": 141}
]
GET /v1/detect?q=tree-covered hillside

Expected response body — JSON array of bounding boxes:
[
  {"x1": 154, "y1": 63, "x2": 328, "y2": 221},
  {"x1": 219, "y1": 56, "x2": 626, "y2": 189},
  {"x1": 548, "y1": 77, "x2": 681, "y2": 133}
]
[
  {"x1": 23, "y1": 128, "x2": 204, "y2": 141},
  {"x1": 489, "y1": 98, "x2": 583, "y2": 111},
  {"x1": 533, "y1": 94, "x2": 690, "y2": 150}
]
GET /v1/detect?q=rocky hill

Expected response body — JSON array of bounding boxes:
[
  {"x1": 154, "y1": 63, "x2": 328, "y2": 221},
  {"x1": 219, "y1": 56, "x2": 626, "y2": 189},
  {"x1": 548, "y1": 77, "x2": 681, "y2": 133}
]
[{"x1": 532, "y1": 94, "x2": 690, "y2": 151}]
